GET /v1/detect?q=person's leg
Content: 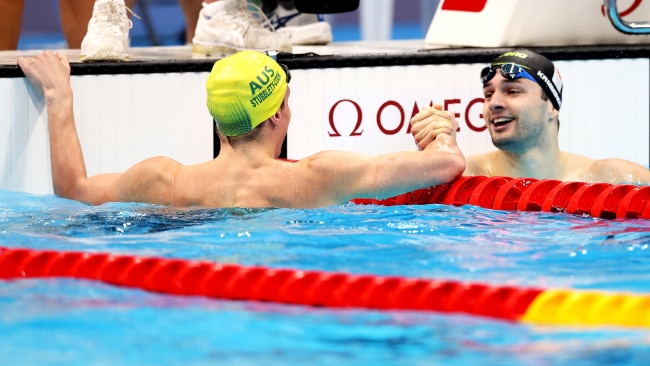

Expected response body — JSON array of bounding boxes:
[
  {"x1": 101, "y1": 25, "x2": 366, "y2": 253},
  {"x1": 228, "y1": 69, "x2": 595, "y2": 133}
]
[
  {"x1": 265, "y1": 0, "x2": 332, "y2": 45},
  {"x1": 177, "y1": 0, "x2": 203, "y2": 44},
  {"x1": 59, "y1": 0, "x2": 135, "y2": 49},
  {"x1": 59, "y1": 0, "x2": 93, "y2": 48},
  {"x1": 0, "y1": 0, "x2": 25, "y2": 50}
]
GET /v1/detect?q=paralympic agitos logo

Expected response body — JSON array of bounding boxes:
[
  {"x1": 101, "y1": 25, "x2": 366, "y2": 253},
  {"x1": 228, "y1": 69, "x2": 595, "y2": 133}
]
[{"x1": 327, "y1": 97, "x2": 488, "y2": 137}]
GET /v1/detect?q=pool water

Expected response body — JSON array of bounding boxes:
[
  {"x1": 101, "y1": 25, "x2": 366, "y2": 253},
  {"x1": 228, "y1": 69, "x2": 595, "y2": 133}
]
[{"x1": 1, "y1": 189, "x2": 650, "y2": 365}]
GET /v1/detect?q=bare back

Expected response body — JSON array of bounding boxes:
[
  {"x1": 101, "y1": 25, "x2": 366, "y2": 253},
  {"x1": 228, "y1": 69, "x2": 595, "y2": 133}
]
[
  {"x1": 171, "y1": 154, "x2": 322, "y2": 208},
  {"x1": 172, "y1": 143, "x2": 465, "y2": 208}
]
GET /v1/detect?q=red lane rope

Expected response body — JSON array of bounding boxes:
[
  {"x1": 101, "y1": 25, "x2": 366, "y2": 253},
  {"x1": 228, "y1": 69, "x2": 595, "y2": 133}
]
[
  {"x1": 0, "y1": 246, "x2": 543, "y2": 320},
  {"x1": 351, "y1": 176, "x2": 650, "y2": 219},
  {"x1": 6, "y1": 246, "x2": 650, "y2": 328}
]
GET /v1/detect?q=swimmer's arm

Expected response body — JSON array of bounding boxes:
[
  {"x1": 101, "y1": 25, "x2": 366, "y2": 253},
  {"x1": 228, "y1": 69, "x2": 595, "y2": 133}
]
[
  {"x1": 18, "y1": 51, "x2": 178, "y2": 205},
  {"x1": 68, "y1": 157, "x2": 180, "y2": 205},
  {"x1": 56, "y1": 155, "x2": 183, "y2": 205},
  {"x1": 314, "y1": 130, "x2": 465, "y2": 203},
  {"x1": 18, "y1": 51, "x2": 92, "y2": 201},
  {"x1": 373, "y1": 132, "x2": 466, "y2": 198},
  {"x1": 40, "y1": 100, "x2": 177, "y2": 204}
]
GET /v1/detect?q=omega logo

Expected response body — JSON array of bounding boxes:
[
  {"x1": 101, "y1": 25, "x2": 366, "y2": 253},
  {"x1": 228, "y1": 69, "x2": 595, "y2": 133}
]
[{"x1": 327, "y1": 98, "x2": 487, "y2": 137}]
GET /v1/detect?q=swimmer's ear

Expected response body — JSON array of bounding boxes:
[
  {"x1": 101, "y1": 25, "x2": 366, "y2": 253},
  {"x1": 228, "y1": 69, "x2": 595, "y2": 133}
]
[
  {"x1": 268, "y1": 110, "x2": 281, "y2": 126},
  {"x1": 549, "y1": 106, "x2": 559, "y2": 121},
  {"x1": 268, "y1": 101, "x2": 286, "y2": 126}
]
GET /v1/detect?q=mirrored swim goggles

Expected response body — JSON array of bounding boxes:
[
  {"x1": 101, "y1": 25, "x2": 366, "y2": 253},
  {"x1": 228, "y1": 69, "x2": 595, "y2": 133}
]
[
  {"x1": 480, "y1": 63, "x2": 537, "y2": 85},
  {"x1": 279, "y1": 63, "x2": 291, "y2": 84},
  {"x1": 267, "y1": 50, "x2": 291, "y2": 84}
]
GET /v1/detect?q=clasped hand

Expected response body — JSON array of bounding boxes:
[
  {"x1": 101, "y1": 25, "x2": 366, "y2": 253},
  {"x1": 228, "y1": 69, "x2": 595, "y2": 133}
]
[{"x1": 410, "y1": 104, "x2": 458, "y2": 150}]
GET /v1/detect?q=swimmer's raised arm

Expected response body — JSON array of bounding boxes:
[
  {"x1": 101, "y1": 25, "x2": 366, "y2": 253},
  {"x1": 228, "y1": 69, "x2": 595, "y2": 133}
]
[
  {"x1": 17, "y1": 51, "x2": 96, "y2": 200},
  {"x1": 18, "y1": 51, "x2": 178, "y2": 205}
]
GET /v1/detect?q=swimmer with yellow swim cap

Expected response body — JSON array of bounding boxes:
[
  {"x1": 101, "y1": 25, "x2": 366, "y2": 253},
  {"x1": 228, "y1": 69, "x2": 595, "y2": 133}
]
[
  {"x1": 206, "y1": 50, "x2": 289, "y2": 137},
  {"x1": 18, "y1": 50, "x2": 465, "y2": 208}
]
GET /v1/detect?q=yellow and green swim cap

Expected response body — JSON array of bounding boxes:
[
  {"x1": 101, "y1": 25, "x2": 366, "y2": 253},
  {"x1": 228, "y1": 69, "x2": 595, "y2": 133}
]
[{"x1": 206, "y1": 50, "x2": 289, "y2": 137}]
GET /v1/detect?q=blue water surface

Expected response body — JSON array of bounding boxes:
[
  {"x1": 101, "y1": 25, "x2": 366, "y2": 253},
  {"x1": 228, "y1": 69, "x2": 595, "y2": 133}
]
[{"x1": 1, "y1": 189, "x2": 650, "y2": 366}]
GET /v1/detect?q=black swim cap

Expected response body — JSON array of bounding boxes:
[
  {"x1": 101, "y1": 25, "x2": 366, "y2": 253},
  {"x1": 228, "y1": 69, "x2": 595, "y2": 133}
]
[{"x1": 490, "y1": 50, "x2": 563, "y2": 110}]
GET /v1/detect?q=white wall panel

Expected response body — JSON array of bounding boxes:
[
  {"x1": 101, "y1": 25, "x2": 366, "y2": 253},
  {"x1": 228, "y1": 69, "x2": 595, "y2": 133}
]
[
  {"x1": 1, "y1": 72, "x2": 212, "y2": 194},
  {"x1": 557, "y1": 59, "x2": 649, "y2": 164}
]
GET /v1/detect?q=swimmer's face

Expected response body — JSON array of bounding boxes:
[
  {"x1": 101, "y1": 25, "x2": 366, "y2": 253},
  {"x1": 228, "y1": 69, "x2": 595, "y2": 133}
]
[{"x1": 482, "y1": 72, "x2": 556, "y2": 152}]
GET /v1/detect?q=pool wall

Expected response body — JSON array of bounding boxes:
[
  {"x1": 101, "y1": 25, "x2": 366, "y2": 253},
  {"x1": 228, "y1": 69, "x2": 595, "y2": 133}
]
[{"x1": 0, "y1": 43, "x2": 648, "y2": 194}]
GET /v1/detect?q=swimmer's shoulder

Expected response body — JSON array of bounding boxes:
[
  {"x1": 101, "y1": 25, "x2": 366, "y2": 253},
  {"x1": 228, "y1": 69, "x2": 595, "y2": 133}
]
[
  {"x1": 561, "y1": 152, "x2": 650, "y2": 184},
  {"x1": 585, "y1": 157, "x2": 650, "y2": 184},
  {"x1": 464, "y1": 152, "x2": 494, "y2": 176}
]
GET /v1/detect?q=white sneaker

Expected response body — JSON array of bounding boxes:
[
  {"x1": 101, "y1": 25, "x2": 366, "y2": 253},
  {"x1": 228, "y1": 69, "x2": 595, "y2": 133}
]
[
  {"x1": 266, "y1": 3, "x2": 332, "y2": 45},
  {"x1": 192, "y1": 0, "x2": 292, "y2": 58},
  {"x1": 80, "y1": 0, "x2": 132, "y2": 61}
]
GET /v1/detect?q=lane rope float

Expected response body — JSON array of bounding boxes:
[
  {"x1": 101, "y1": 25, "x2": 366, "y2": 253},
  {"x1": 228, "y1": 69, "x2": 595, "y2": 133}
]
[
  {"x1": 351, "y1": 176, "x2": 650, "y2": 219},
  {"x1": 2, "y1": 247, "x2": 650, "y2": 328}
]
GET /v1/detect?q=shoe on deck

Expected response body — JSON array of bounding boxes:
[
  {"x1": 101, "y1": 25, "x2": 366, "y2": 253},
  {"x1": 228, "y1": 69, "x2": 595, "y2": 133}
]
[
  {"x1": 80, "y1": 0, "x2": 132, "y2": 61},
  {"x1": 266, "y1": 4, "x2": 332, "y2": 45},
  {"x1": 192, "y1": 0, "x2": 292, "y2": 58}
]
